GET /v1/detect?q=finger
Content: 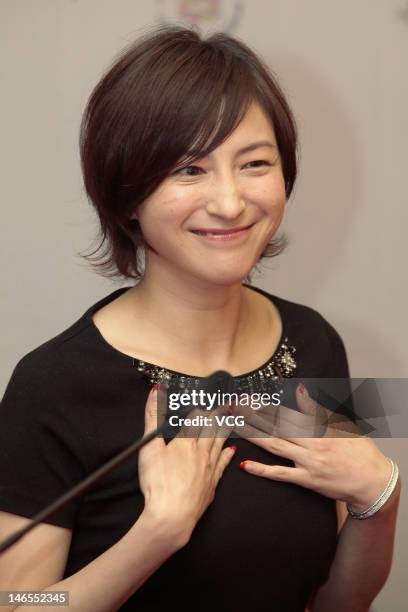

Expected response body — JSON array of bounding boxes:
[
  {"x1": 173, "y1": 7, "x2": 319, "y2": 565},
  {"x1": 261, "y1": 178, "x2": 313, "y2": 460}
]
[
  {"x1": 254, "y1": 390, "x2": 326, "y2": 435},
  {"x1": 140, "y1": 385, "x2": 165, "y2": 459},
  {"x1": 232, "y1": 415, "x2": 307, "y2": 462},
  {"x1": 240, "y1": 420, "x2": 326, "y2": 459},
  {"x1": 250, "y1": 435, "x2": 307, "y2": 464},
  {"x1": 233, "y1": 400, "x2": 319, "y2": 438},
  {"x1": 295, "y1": 385, "x2": 362, "y2": 437},
  {"x1": 231, "y1": 402, "x2": 278, "y2": 435},
  {"x1": 233, "y1": 413, "x2": 276, "y2": 442},
  {"x1": 143, "y1": 385, "x2": 161, "y2": 436},
  {"x1": 197, "y1": 406, "x2": 222, "y2": 442},
  {"x1": 155, "y1": 382, "x2": 168, "y2": 431},
  {"x1": 210, "y1": 434, "x2": 231, "y2": 467},
  {"x1": 231, "y1": 397, "x2": 328, "y2": 443},
  {"x1": 295, "y1": 383, "x2": 319, "y2": 415},
  {"x1": 198, "y1": 404, "x2": 233, "y2": 445},
  {"x1": 323, "y1": 423, "x2": 362, "y2": 438},
  {"x1": 208, "y1": 405, "x2": 236, "y2": 463},
  {"x1": 237, "y1": 399, "x2": 357, "y2": 446},
  {"x1": 275, "y1": 403, "x2": 328, "y2": 440},
  {"x1": 255, "y1": 402, "x2": 280, "y2": 419},
  {"x1": 177, "y1": 406, "x2": 204, "y2": 440},
  {"x1": 232, "y1": 392, "x2": 320, "y2": 432},
  {"x1": 213, "y1": 445, "x2": 237, "y2": 485},
  {"x1": 240, "y1": 460, "x2": 308, "y2": 486},
  {"x1": 198, "y1": 403, "x2": 234, "y2": 455},
  {"x1": 234, "y1": 406, "x2": 316, "y2": 443}
]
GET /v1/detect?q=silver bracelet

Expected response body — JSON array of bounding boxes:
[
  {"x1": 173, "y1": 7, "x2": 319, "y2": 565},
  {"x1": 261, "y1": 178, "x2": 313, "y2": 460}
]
[{"x1": 346, "y1": 457, "x2": 400, "y2": 520}]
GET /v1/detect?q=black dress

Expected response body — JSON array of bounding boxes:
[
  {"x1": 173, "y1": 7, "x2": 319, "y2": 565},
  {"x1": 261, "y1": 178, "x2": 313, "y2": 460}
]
[{"x1": 0, "y1": 284, "x2": 353, "y2": 611}]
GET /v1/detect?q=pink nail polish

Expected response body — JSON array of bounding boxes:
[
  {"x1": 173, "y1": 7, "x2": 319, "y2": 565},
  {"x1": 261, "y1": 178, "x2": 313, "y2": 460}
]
[{"x1": 298, "y1": 383, "x2": 305, "y2": 395}]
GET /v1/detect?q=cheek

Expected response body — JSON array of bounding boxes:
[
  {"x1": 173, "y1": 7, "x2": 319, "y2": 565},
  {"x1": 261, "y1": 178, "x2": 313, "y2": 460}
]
[
  {"x1": 256, "y1": 176, "x2": 286, "y2": 214},
  {"x1": 136, "y1": 198, "x2": 172, "y2": 230},
  {"x1": 142, "y1": 191, "x2": 201, "y2": 230}
]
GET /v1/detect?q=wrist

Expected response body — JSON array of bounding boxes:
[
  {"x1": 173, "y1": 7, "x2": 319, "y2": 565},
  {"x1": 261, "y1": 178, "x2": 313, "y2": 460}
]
[
  {"x1": 138, "y1": 505, "x2": 193, "y2": 551},
  {"x1": 347, "y1": 456, "x2": 393, "y2": 511},
  {"x1": 347, "y1": 457, "x2": 400, "y2": 519}
]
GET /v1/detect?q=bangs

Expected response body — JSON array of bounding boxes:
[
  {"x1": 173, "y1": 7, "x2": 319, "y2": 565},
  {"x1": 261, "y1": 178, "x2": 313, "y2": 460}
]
[
  {"x1": 130, "y1": 35, "x2": 260, "y2": 177},
  {"x1": 165, "y1": 54, "x2": 257, "y2": 170}
]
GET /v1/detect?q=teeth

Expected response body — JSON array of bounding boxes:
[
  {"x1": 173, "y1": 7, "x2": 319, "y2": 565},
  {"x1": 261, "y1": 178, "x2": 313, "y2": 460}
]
[
  {"x1": 193, "y1": 230, "x2": 233, "y2": 236},
  {"x1": 191, "y1": 227, "x2": 251, "y2": 236}
]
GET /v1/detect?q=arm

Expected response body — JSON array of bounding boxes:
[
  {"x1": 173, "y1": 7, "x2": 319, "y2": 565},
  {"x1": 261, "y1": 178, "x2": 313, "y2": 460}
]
[
  {"x1": 245, "y1": 382, "x2": 401, "y2": 612},
  {"x1": 313, "y1": 320, "x2": 401, "y2": 609},
  {"x1": 13, "y1": 509, "x2": 187, "y2": 612},
  {"x1": 311, "y1": 478, "x2": 401, "y2": 612},
  {"x1": 8, "y1": 385, "x2": 235, "y2": 612}
]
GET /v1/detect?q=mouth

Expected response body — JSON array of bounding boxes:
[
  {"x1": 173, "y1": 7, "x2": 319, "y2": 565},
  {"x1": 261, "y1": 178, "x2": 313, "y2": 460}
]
[
  {"x1": 189, "y1": 223, "x2": 255, "y2": 237},
  {"x1": 189, "y1": 223, "x2": 255, "y2": 243}
]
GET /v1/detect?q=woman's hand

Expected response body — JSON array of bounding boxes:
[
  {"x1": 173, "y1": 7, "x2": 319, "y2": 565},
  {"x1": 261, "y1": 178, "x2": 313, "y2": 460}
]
[
  {"x1": 137, "y1": 385, "x2": 236, "y2": 547},
  {"x1": 234, "y1": 384, "x2": 392, "y2": 511}
]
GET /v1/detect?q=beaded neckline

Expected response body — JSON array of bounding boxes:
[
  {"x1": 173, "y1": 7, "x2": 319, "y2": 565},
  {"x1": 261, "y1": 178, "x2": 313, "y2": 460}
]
[
  {"x1": 132, "y1": 336, "x2": 297, "y2": 394},
  {"x1": 86, "y1": 284, "x2": 298, "y2": 393}
]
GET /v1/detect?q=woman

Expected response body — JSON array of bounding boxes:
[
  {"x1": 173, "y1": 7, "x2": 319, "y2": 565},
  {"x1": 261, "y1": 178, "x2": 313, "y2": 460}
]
[{"x1": 0, "y1": 24, "x2": 401, "y2": 611}]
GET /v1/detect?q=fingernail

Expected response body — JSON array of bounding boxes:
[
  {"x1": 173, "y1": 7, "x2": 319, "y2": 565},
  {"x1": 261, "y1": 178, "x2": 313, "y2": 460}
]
[
  {"x1": 298, "y1": 383, "x2": 305, "y2": 396},
  {"x1": 239, "y1": 460, "x2": 247, "y2": 470},
  {"x1": 150, "y1": 383, "x2": 158, "y2": 394},
  {"x1": 228, "y1": 445, "x2": 237, "y2": 453}
]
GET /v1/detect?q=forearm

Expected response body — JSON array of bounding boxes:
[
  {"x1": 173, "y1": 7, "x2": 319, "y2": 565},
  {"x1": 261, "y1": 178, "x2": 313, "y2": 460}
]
[
  {"x1": 312, "y1": 477, "x2": 401, "y2": 612},
  {"x1": 15, "y1": 511, "x2": 186, "y2": 612}
]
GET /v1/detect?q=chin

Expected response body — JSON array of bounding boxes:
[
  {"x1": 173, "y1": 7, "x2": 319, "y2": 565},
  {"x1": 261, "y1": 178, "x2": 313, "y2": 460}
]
[{"x1": 194, "y1": 268, "x2": 254, "y2": 287}]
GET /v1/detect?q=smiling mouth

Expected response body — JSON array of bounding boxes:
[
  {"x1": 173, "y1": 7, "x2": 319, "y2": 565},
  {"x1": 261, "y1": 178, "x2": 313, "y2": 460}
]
[{"x1": 190, "y1": 224, "x2": 254, "y2": 236}]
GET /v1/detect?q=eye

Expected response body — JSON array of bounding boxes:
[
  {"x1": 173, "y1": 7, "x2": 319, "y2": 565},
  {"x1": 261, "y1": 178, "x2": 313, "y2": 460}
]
[
  {"x1": 244, "y1": 160, "x2": 272, "y2": 169},
  {"x1": 172, "y1": 165, "x2": 204, "y2": 177}
]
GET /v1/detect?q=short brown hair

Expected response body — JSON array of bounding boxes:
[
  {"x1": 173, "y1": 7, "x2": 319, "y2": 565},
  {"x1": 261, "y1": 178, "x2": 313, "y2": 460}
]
[{"x1": 79, "y1": 24, "x2": 298, "y2": 280}]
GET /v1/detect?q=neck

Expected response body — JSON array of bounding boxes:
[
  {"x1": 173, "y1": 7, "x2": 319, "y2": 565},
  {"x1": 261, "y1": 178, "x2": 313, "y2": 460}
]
[{"x1": 125, "y1": 261, "x2": 253, "y2": 373}]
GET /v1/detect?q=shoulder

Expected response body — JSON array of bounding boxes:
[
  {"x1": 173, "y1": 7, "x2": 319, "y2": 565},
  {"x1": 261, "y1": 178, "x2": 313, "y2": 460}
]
[
  {"x1": 1, "y1": 326, "x2": 86, "y2": 434},
  {"x1": 275, "y1": 293, "x2": 345, "y2": 349},
  {"x1": 2, "y1": 317, "x2": 88, "y2": 401},
  {"x1": 247, "y1": 285, "x2": 349, "y2": 377},
  {"x1": 250, "y1": 285, "x2": 345, "y2": 347},
  {"x1": 2, "y1": 287, "x2": 130, "y2": 403},
  {"x1": 0, "y1": 307, "x2": 108, "y2": 478},
  {"x1": 0, "y1": 323, "x2": 98, "y2": 527},
  {"x1": 1, "y1": 295, "x2": 108, "y2": 419}
]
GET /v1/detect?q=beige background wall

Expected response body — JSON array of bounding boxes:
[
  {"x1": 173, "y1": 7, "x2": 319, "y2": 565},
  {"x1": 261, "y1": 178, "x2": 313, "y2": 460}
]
[{"x1": 1, "y1": 1, "x2": 407, "y2": 609}]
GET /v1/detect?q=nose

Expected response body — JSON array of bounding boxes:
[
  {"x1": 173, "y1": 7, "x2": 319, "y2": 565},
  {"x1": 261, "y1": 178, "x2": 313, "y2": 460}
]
[{"x1": 204, "y1": 171, "x2": 246, "y2": 220}]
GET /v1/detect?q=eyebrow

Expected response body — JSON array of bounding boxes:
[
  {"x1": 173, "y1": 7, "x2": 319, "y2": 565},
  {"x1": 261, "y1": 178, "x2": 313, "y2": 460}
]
[
  {"x1": 180, "y1": 140, "x2": 277, "y2": 167},
  {"x1": 234, "y1": 140, "x2": 277, "y2": 156}
]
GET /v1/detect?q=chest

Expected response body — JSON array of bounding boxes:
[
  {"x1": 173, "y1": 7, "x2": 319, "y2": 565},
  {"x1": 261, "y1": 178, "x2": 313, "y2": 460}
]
[{"x1": 92, "y1": 292, "x2": 283, "y2": 377}]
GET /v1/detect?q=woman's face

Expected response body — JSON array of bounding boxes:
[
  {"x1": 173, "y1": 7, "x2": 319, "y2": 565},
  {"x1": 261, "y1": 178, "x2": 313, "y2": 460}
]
[{"x1": 130, "y1": 100, "x2": 286, "y2": 286}]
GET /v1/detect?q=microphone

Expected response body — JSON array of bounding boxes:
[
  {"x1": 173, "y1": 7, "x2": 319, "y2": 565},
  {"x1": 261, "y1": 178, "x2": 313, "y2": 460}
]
[
  {"x1": 0, "y1": 370, "x2": 234, "y2": 554},
  {"x1": 201, "y1": 369, "x2": 235, "y2": 396}
]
